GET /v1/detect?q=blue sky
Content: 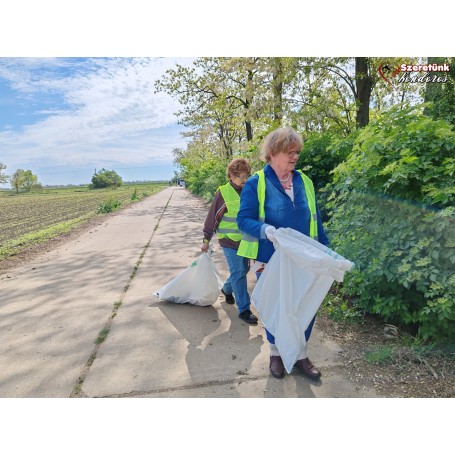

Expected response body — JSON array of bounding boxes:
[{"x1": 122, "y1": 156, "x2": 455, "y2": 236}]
[{"x1": 0, "y1": 57, "x2": 194, "y2": 186}]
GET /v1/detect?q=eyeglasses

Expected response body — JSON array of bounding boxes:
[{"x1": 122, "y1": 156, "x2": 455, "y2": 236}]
[
  {"x1": 283, "y1": 150, "x2": 301, "y2": 157},
  {"x1": 235, "y1": 174, "x2": 249, "y2": 181}
]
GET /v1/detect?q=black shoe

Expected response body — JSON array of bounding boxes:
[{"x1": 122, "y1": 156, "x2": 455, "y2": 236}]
[
  {"x1": 238, "y1": 309, "x2": 258, "y2": 324},
  {"x1": 294, "y1": 358, "x2": 321, "y2": 379},
  {"x1": 221, "y1": 288, "x2": 235, "y2": 304},
  {"x1": 269, "y1": 355, "x2": 285, "y2": 379}
]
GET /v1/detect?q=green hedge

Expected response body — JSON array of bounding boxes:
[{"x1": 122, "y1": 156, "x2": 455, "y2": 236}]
[
  {"x1": 180, "y1": 157, "x2": 227, "y2": 201},
  {"x1": 297, "y1": 131, "x2": 358, "y2": 221},
  {"x1": 326, "y1": 106, "x2": 455, "y2": 341}
]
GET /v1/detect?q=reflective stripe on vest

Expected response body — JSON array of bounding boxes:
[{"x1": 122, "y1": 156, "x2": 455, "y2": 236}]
[
  {"x1": 217, "y1": 182, "x2": 243, "y2": 242},
  {"x1": 237, "y1": 169, "x2": 318, "y2": 259}
]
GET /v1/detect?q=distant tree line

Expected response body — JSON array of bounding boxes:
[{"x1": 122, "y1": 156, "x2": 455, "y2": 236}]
[{"x1": 0, "y1": 166, "x2": 126, "y2": 192}]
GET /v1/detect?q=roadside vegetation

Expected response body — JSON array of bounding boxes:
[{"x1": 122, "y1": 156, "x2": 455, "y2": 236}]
[
  {"x1": 157, "y1": 57, "x2": 455, "y2": 347},
  {"x1": 0, "y1": 182, "x2": 166, "y2": 259},
  {"x1": 318, "y1": 297, "x2": 455, "y2": 397}
]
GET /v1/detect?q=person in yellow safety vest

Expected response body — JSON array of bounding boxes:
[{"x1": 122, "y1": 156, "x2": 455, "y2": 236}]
[
  {"x1": 200, "y1": 158, "x2": 258, "y2": 324},
  {"x1": 237, "y1": 126, "x2": 330, "y2": 380}
]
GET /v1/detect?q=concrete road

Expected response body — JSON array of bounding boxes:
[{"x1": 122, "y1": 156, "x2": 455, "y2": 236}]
[{"x1": 0, "y1": 186, "x2": 380, "y2": 398}]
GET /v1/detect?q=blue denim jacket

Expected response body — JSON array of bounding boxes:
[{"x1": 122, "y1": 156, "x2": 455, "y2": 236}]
[{"x1": 236, "y1": 164, "x2": 329, "y2": 263}]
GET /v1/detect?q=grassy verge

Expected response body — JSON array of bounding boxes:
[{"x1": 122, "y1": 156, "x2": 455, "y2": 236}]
[{"x1": 0, "y1": 214, "x2": 92, "y2": 259}]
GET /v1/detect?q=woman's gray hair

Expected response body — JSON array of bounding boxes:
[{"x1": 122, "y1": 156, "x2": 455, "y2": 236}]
[{"x1": 260, "y1": 127, "x2": 303, "y2": 162}]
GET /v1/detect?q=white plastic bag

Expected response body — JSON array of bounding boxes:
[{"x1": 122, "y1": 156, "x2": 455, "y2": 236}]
[
  {"x1": 153, "y1": 253, "x2": 223, "y2": 306},
  {"x1": 252, "y1": 227, "x2": 354, "y2": 373}
]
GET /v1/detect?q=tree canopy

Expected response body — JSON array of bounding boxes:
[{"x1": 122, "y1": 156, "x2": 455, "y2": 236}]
[
  {"x1": 90, "y1": 169, "x2": 123, "y2": 189},
  {"x1": 155, "y1": 56, "x2": 427, "y2": 183},
  {"x1": 10, "y1": 169, "x2": 41, "y2": 193},
  {"x1": 0, "y1": 162, "x2": 8, "y2": 184}
]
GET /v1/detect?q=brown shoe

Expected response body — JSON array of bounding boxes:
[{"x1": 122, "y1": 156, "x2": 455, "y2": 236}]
[
  {"x1": 269, "y1": 355, "x2": 285, "y2": 379},
  {"x1": 294, "y1": 358, "x2": 321, "y2": 379}
]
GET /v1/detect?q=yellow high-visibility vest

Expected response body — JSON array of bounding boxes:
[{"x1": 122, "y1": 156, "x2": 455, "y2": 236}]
[
  {"x1": 237, "y1": 169, "x2": 318, "y2": 259},
  {"x1": 216, "y1": 182, "x2": 243, "y2": 242}
]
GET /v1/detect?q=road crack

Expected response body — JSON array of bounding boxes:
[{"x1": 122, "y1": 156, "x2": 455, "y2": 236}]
[{"x1": 70, "y1": 190, "x2": 175, "y2": 397}]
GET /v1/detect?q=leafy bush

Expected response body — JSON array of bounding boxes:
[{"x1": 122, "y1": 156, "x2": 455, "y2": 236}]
[
  {"x1": 423, "y1": 57, "x2": 455, "y2": 126},
  {"x1": 97, "y1": 198, "x2": 122, "y2": 213},
  {"x1": 180, "y1": 156, "x2": 228, "y2": 201},
  {"x1": 297, "y1": 131, "x2": 358, "y2": 221},
  {"x1": 131, "y1": 188, "x2": 139, "y2": 200},
  {"x1": 322, "y1": 290, "x2": 364, "y2": 322},
  {"x1": 326, "y1": 106, "x2": 455, "y2": 341},
  {"x1": 330, "y1": 106, "x2": 455, "y2": 207},
  {"x1": 297, "y1": 131, "x2": 355, "y2": 192},
  {"x1": 90, "y1": 169, "x2": 123, "y2": 189}
]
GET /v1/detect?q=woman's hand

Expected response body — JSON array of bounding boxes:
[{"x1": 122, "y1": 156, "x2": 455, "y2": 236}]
[
  {"x1": 265, "y1": 225, "x2": 277, "y2": 242},
  {"x1": 201, "y1": 242, "x2": 210, "y2": 253}
]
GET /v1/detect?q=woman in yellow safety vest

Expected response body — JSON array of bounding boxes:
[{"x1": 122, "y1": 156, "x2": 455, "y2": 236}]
[
  {"x1": 237, "y1": 127, "x2": 330, "y2": 380},
  {"x1": 200, "y1": 158, "x2": 258, "y2": 324}
]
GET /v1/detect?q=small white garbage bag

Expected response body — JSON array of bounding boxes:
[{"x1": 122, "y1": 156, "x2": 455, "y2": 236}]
[
  {"x1": 153, "y1": 253, "x2": 223, "y2": 306},
  {"x1": 252, "y1": 227, "x2": 354, "y2": 373}
]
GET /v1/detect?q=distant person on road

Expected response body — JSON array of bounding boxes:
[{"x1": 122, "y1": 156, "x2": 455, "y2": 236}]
[
  {"x1": 200, "y1": 158, "x2": 258, "y2": 325},
  {"x1": 237, "y1": 126, "x2": 330, "y2": 379}
]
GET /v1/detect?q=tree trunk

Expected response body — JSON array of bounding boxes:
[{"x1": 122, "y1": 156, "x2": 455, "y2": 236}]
[
  {"x1": 355, "y1": 57, "x2": 373, "y2": 128},
  {"x1": 272, "y1": 58, "x2": 283, "y2": 124},
  {"x1": 244, "y1": 68, "x2": 254, "y2": 141},
  {"x1": 423, "y1": 57, "x2": 444, "y2": 117},
  {"x1": 245, "y1": 120, "x2": 253, "y2": 141}
]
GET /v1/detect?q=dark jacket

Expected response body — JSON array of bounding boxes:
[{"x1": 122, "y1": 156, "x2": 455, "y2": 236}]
[{"x1": 202, "y1": 180, "x2": 243, "y2": 250}]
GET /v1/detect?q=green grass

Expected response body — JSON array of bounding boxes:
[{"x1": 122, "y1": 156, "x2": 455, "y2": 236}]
[
  {"x1": 0, "y1": 214, "x2": 92, "y2": 259},
  {"x1": 96, "y1": 197, "x2": 122, "y2": 213},
  {"x1": 364, "y1": 346, "x2": 394, "y2": 364},
  {"x1": 95, "y1": 327, "x2": 110, "y2": 345},
  {"x1": 0, "y1": 182, "x2": 166, "y2": 260}
]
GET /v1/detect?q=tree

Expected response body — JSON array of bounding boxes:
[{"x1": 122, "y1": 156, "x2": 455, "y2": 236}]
[
  {"x1": 355, "y1": 57, "x2": 374, "y2": 127},
  {"x1": 424, "y1": 57, "x2": 455, "y2": 125},
  {"x1": 294, "y1": 57, "x2": 420, "y2": 133},
  {"x1": 10, "y1": 169, "x2": 40, "y2": 193},
  {"x1": 314, "y1": 57, "x2": 376, "y2": 129},
  {"x1": 11, "y1": 169, "x2": 25, "y2": 194},
  {"x1": 156, "y1": 57, "x2": 431, "y2": 198},
  {"x1": 287, "y1": 58, "x2": 357, "y2": 135},
  {"x1": 155, "y1": 58, "x2": 245, "y2": 159},
  {"x1": 0, "y1": 162, "x2": 8, "y2": 184},
  {"x1": 90, "y1": 169, "x2": 123, "y2": 188},
  {"x1": 22, "y1": 170, "x2": 39, "y2": 192},
  {"x1": 155, "y1": 57, "x2": 281, "y2": 157}
]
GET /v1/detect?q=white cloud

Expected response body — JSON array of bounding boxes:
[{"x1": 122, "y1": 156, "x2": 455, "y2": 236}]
[{"x1": 0, "y1": 57, "x2": 194, "y2": 183}]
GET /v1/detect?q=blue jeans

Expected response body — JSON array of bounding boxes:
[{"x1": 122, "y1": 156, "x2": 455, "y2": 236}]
[
  {"x1": 265, "y1": 317, "x2": 315, "y2": 344},
  {"x1": 222, "y1": 247, "x2": 251, "y2": 314},
  {"x1": 255, "y1": 272, "x2": 315, "y2": 345}
]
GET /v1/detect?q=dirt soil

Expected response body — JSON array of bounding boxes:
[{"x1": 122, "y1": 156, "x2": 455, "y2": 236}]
[
  {"x1": 2, "y1": 216, "x2": 454, "y2": 398},
  {"x1": 317, "y1": 313, "x2": 455, "y2": 398}
]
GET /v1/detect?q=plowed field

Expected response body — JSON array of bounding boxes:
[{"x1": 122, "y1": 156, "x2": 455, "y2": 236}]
[{"x1": 0, "y1": 183, "x2": 165, "y2": 258}]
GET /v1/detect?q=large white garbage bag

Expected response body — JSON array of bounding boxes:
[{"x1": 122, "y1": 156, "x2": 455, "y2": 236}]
[
  {"x1": 252, "y1": 227, "x2": 354, "y2": 373},
  {"x1": 153, "y1": 253, "x2": 223, "y2": 306}
]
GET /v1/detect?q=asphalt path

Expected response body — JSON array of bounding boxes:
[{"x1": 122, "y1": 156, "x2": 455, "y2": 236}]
[{"x1": 0, "y1": 186, "x2": 380, "y2": 398}]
